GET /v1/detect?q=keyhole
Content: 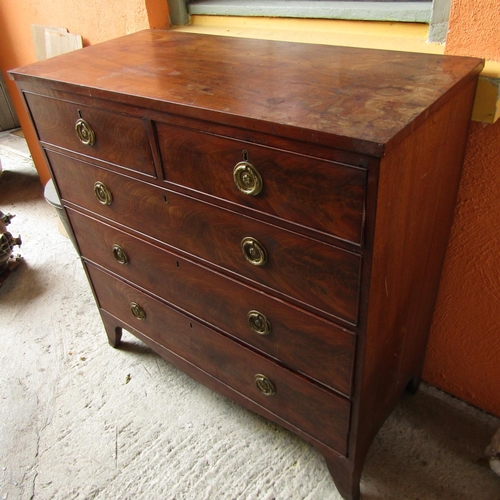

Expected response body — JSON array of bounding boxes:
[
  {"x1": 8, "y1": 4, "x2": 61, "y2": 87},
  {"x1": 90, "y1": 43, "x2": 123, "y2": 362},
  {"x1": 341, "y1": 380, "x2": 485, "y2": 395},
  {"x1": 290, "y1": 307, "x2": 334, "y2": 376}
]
[{"x1": 242, "y1": 150, "x2": 248, "y2": 161}]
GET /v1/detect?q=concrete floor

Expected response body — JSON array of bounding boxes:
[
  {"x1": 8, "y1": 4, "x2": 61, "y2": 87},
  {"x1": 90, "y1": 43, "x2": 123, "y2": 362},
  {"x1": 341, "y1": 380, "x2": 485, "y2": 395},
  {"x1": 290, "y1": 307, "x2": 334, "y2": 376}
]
[{"x1": 1, "y1": 132, "x2": 500, "y2": 500}]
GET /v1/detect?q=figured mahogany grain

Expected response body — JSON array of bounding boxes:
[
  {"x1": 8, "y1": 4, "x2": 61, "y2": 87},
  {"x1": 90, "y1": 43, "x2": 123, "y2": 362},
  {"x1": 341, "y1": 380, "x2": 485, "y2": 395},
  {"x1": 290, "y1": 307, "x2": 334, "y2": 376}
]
[
  {"x1": 157, "y1": 122, "x2": 366, "y2": 245},
  {"x1": 12, "y1": 30, "x2": 483, "y2": 156},
  {"x1": 68, "y1": 207, "x2": 356, "y2": 395},
  {"x1": 48, "y1": 149, "x2": 361, "y2": 325},
  {"x1": 25, "y1": 92, "x2": 156, "y2": 176},
  {"x1": 87, "y1": 262, "x2": 351, "y2": 455}
]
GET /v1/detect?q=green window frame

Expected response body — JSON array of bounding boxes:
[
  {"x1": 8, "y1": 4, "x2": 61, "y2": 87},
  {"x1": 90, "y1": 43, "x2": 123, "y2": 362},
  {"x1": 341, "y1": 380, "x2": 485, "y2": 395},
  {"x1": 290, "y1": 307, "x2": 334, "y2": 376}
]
[{"x1": 167, "y1": 0, "x2": 449, "y2": 43}]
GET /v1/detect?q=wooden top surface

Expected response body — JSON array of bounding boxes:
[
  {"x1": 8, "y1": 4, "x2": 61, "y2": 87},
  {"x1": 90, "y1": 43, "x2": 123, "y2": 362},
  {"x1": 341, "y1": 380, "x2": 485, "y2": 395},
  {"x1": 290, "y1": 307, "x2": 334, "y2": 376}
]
[{"x1": 11, "y1": 30, "x2": 483, "y2": 156}]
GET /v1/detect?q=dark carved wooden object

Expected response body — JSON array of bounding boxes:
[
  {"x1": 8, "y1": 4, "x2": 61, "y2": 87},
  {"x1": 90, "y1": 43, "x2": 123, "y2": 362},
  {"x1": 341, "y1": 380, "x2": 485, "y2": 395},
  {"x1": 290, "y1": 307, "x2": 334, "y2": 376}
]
[{"x1": 10, "y1": 31, "x2": 483, "y2": 499}]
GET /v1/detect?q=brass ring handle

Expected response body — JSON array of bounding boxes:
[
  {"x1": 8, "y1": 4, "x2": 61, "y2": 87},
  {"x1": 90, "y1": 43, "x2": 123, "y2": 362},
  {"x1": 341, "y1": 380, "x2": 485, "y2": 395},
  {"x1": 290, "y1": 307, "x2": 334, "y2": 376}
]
[
  {"x1": 75, "y1": 117, "x2": 95, "y2": 146},
  {"x1": 241, "y1": 237, "x2": 267, "y2": 266},
  {"x1": 112, "y1": 244, "x2": 129, "y2": 265},
  {"x1": 94, "y1": 181, "x2": 113, "y2": 206},
  {"x1": 130, "y1": 302, "x2": 146, "y2": 321},
  {"x1": 233, "y1": 161, "x2": 263, "y2": 196},
  {"x1": 248, "y1": 310, "x2": 272, "y2": 336},
  {"x1": 254, "y1": 374, "x2": 276, "y2": 396}
]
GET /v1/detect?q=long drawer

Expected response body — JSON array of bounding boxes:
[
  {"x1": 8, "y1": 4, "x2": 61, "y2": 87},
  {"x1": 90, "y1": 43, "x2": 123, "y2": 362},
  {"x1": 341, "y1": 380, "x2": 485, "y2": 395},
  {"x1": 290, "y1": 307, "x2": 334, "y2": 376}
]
[
  {"x1": 157, "y1": 122, "x2": 366, "y2": 245},
  {"x1": 48, "y1": 149, "x2": 362, "y2": 325},
  {"x1": 86, "y1": 262, "x2": 350, "y2": 455},
  {"x1": 68, "y1": 208, "x2": 356, "y2": 395},
  {"x1": 25, "y1": 92, "x2": 156, "y2": 176}
]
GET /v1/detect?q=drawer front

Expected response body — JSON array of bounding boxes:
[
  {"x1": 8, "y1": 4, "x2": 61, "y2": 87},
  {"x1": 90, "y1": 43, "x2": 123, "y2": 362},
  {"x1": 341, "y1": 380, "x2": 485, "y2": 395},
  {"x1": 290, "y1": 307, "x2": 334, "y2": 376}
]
[
  {"x1": 157, "y1": 123, "x2": 366, "y2": 245},
  {"x1": 68, "y1": 208, "x2": 355, "y2": 395},
  {"x1": 49, "y1": 150, "x2": 361, "y2": 324},
  {"x1": 86, "y1": 262, "x2": 350, "y2": 455},
  {"x1": 25, "y1": 92, "x2": 155, "y2": 176}
]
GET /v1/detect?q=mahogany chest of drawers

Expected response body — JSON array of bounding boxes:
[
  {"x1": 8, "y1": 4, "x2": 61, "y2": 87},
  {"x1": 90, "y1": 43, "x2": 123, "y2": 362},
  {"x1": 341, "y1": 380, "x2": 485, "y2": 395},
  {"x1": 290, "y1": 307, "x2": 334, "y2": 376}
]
[{"x1": 11, "y1": 31, "x2": 483, "y2": 499}]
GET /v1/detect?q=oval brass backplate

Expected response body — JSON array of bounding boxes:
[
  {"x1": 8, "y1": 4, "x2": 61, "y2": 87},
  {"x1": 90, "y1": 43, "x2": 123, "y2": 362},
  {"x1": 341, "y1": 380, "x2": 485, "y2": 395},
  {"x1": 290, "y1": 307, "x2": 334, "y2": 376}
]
[
  {"x1": 254, "y1": 374, "x2": 276, "y2": 396},
  {"x1": 112, "y1": 244, "x2": 129, "y2": 265},
  {"x1": 248, "y1": 310, "x2": 272, "y2": 336},
  {"x1": 233, "y1": 161, "x2": 263, "y2": 196},
  {"x1": 130, "y1": 302, "x2": 146, "y2": 321},
  {"x1": 94, "y1": 181, "x2": 113, "y2": 206},
  {"x1": 75, "y1": 117, "x2": 96, "y2": 146},
  {"x1": 241, "y1": 237, "x2": 267, "y2": 266}
]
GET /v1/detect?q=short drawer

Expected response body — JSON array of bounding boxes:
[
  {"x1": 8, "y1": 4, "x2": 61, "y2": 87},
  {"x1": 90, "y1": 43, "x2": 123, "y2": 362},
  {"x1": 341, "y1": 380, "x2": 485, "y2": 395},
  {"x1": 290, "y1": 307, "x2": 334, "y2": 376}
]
[
  {"x1": 86, "y1": 263, "x2": 350, "y2": 456},
  {"x1": 156, "y1": 122, "x2": 366, "y2": 245},
  {"x1": 68, "y1": 208, "x2": 355, "y2": 395},
  {"x1": 24, "y1": 92, "x2": 155, "y2": 176},
  {"x1": 48, "y1": 150, "x2": 361, "y2": 325}
]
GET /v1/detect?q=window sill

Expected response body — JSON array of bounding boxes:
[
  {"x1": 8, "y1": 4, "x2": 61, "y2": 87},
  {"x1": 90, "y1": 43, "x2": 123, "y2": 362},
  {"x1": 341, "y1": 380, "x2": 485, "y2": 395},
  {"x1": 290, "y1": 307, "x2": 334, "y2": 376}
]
[
  {"x1": 187, "y1": 0, "x2": 432, "y2": 23},
  {"x1": 174, "y1": 15, "x2": 500, "y2": 123}
]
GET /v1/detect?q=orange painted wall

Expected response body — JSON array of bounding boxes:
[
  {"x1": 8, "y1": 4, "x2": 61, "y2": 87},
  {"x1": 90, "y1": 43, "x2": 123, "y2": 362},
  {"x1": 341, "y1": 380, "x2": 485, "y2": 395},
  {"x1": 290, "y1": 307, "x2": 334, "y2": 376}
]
[
  {"x1": 423, "y1": 0, "x2": 500, "y2": 417},
  {"x1": 446, "y1": 0, "x2": 500, "y2": 61},
  {"x1": 0, "y1": 0, "x2": 169, "y2": 185}
]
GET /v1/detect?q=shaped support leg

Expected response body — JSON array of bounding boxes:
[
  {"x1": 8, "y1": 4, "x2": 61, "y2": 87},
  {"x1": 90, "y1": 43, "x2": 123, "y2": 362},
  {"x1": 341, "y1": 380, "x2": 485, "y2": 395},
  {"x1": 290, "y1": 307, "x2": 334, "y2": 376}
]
[
  {"x1": 100, "y1": 311, "x2": 123, "y2": 348},
  {"x1": 323, "y1": 453, "x2": 362, "y2": 500}
]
